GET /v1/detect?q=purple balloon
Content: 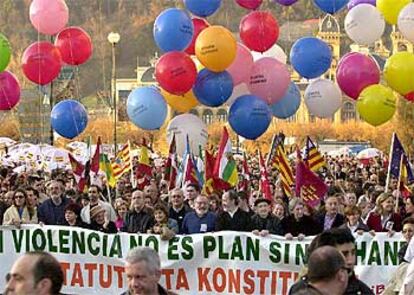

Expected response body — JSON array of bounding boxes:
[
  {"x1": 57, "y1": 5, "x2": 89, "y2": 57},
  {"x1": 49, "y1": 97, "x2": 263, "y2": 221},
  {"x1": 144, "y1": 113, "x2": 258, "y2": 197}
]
[
  {"x1": 347, "y1": 0, "x2": 376, "y2": 9},
  {"x1": 336, "y1": 52, "x2": 380, "y2": 100},
  {"x1": 274, "y1": 0, "x2": 299, "y2": 5},
  {"x1": 0, "y1": 71, "x2": 20, "y2": 110}
]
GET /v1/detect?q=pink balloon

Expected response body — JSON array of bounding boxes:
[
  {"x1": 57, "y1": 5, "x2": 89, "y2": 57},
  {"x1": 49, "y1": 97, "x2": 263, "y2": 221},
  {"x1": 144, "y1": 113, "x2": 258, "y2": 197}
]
[
  {"x1": 55, "y1": 27, "x2": 93, "y2": 65},
  {"x1": 336, "y1": 52, "x2": 380, "y2": 100},
  {"x1": 248, "y1": 57, "x2": 290, "y2": 104},
  {"x1": 227, "y1": 43, "x2": 254, "y2": 86},
  {"x1": 236, "y1": 0, "x2": 263, "y2": 9},
  {"x1": 0, "y1": 71, "x2": 20, "y2": 110},
  {"x1": 30, "y1": 0, "x2": 69, "y2": 35},
  {"x1": 22, "y1": 42, "x2": 62, "y2": 85}
]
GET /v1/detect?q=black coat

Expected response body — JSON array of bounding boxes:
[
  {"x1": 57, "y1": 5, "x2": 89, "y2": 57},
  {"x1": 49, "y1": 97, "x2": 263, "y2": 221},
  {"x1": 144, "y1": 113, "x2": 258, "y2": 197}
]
[
  {"x1": 215, "y1": 208, "x2": 252, "y2": 232},
  {"x1": 250, "y1": 214, "x2": 283, "y2": 235},
  {"x1": 315, "y1": 212, "x2": 346, "y2": 233},
  {"x1": 281, "y1": 215, "x2": 320, "y2": 236},
  {"x1": 121, "y1": 209, "x2": 154, "y2": 233},
  {"x1": 89, "y1": 221, "x2": 118, "y2": 234}
]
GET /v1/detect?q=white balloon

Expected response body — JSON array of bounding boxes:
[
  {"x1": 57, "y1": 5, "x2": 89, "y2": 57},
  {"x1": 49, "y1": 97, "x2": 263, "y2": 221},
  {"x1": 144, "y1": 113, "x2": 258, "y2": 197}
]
[
  {"x1": 398, "y1": 3, "x2": 414, "y2": 43},
  {"x1": 345, "y1": 4, "x2": 385, "y2": 46},
  {"x1": 167, "y1": 114, "x2": 208, "y2": 156},
  {"x1": 251, "y1": 43, "x2": 287, "y2": 64},
  {"x1": 226, "y1": 82, "x2": 250, "y2": 106},
  {"x1": 304, "y1": 79, "x2": 342, "y2": 118}
]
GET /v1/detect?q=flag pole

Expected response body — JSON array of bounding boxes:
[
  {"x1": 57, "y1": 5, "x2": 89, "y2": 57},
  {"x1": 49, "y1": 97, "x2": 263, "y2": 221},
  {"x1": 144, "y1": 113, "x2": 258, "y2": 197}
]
[
  {"x1": 395, "y1": 153, "x2": 403, "y2": 213},
  {"x1": 128, "y1": 140, "x2": 136, "y2": 189},
  {"x1": 385, "y1": 133, "x2": 396, "y2": 193}
]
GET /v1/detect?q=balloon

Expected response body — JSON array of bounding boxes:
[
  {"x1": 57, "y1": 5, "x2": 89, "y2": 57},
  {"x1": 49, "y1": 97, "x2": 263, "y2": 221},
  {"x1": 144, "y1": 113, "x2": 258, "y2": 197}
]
[
  {"x1": 161, "y1": 89, "x2": 198, "y2": 113},
  {"x1": 270, "y1": 82, "x2": 301, "y2": 119},
  {"x1": 377, "y1": 0, "x2": 410, "y2": 25},
  {"x1": 236, "y1": 0, "x2": 263, "y2": 10},
  {"x1": 0, "y1": 71, "x2": 20, "y2": 110},
  {"x1": 229, "y1": 95, "x2": 272, "y2": 139},
  {"x1": 384, "y1": 52, "x2": 414, "y2": 95},
  {"x1": 304, "y1": 79, "x2": 342, "y2": 118},
  {"x1": 275, "y1": 0, "x2": 299, "y2": 6},
  {"x1": 54, "y1": 27, "x2": 93, "y2": 66},
  {"x1": 127, "y1": 87, "x2": 167, "y2": 130},
  {"x1": 226, "y1": 83, "x2": 251, "y2": 106},
  {"x1": 227, "y1": 43, "x2": 254, "y2": 86},
  {"x1": 153, "y1": 8, "x2": 194, "y2": 52},
  {"x1": 248, "y1": 57, "x2": 290, "y2": 104},
  {"x1": 185, "y1": 18, "x2": 209, "y2": 55},
  {"x1": 22, "y1": 42, "x2": 62, "y2": 85},
  {"x1": 155, "y1": 51, "x2": 197, "y2": 95},
  {"x1": 252, "y1": 43, "x2": 287, "y2": 64},
  {"x1": 348, "y1": 0, "x2": 376, "y2": 9},
  {"x1": 51, "y1": 100, "x2": 88, "y2": 139},
  {"x1": 404, "y1": 92, "x2": 414, "y2": 102},
  {"x1": 345, "y1": 4, "x2": 385, "y2": 46},
  {"x1": 0, "y1": 34, "x2": 11, "y2": 72},
  {"x1": 195, "y1": 26, "x2": 237, "y2": 72},
  {"x1": 193, "y1": 69, "x2": 233, "y2": 107},
  {"x1": 29, "y1": 0, "x2": 69, "y2": 35},
  {"x1": 336, "y1": 52, "x2": 380, "y2": 100},
  {"x1": 240, "y1": 11, "x2": 279, "y2": 53},
  {"x1": 184, "y1": 0, "x2": 222, "y2": 17},
  {"x1": 313, "y1": 0, "x2": 349, "y2": 14},
  {"x1": 167, "y1": 114, "x2": 208, "y2": 156},
  {"x1": 290, "y1": 37, "x2": 332, "y2": 79},
  {"x1": 398, "y1": 3, "x2": 414, "y2": 44},
  {"x1": 356, "y1": 85, "x2": 396, "y2": 126}
]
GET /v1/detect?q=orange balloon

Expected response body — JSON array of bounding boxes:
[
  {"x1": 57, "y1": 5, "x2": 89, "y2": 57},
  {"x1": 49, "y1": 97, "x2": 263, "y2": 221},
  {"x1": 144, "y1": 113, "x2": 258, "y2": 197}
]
[{"x1": 161, "y1": 89, "x2": 198, "y2": 113}]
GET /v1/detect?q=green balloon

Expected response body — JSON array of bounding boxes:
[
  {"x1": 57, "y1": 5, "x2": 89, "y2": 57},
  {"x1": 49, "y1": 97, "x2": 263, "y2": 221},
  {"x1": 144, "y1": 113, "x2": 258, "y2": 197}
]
[{"x1": 0, "y1": 34, "x2": 11, "y2": 72}]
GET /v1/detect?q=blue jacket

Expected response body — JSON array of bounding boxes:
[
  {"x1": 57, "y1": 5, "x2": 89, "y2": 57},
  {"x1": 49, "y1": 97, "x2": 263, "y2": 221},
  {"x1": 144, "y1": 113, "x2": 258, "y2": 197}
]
[
  {"x1": 181, "y1": 211, "x2": 216, "y2": 234},
  {"x1": 38, "y1": 197, "x2": 71, "y2": 225}
]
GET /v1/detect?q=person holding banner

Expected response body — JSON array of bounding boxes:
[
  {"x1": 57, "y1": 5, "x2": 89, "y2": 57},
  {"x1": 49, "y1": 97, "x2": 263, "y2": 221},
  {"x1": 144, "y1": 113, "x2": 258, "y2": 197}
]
[
  {"x1": 181, "y1": 195, "x2": 216, "y2": 234},
  {"x1": 122, "y1": 190, "x2": 155, "y2": 234},
  {"x1": 215, "y1": 190, "x2": 252, "y2": 232},
  {"x1": 89, "y1": 204, "x2": 117, "y2": 233},
  {"x1": 2, "y1": 189, "x2": 37, "y2": 226},
  {"x1": 282, "y1": 198, "x2": 319, "y2": 240},
  {"x1": 366, "y1": 193, "x2": 402, "y2": 233},
  {"x1": 251, "y1": 198, "x2": 283, "y2": 236}
]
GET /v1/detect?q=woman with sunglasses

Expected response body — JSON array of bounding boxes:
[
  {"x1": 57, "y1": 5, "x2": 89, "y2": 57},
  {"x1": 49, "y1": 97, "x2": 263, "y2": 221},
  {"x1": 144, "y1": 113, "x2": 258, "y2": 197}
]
[{"x1": 2, "y1": 189, "x2": 38, "y2": 226}]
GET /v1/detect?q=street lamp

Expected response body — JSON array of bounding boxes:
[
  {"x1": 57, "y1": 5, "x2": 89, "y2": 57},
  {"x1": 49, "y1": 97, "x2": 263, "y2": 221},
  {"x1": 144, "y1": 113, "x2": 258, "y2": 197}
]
[{"x1": 108, "y1": 32, "x2": 120, "y2": 155}]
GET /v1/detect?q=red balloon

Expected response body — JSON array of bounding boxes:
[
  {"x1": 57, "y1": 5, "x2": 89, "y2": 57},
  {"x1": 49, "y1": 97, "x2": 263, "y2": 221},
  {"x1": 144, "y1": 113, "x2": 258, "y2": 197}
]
[
  {"x1": 55, "y1": 27, "x2": 93, "y2": 65},
  {"x1": 0, "y1": 71, "x2": 20, "y2": 110},
  {"x1": 185, "y1": 18, "x2": 209, "y2": 55},
  {"x1": 155, "y1": 52, "x2": 197, "y2": 95},
  {"x1": 236, "y1": 0, "x2": 263, "y2": 10},
  {"x1": 240, "y1": 11, "x2": 279, "y2": 53},
  {"x1": 22, "y1": 41, "x2": 62, "y2": 85}
]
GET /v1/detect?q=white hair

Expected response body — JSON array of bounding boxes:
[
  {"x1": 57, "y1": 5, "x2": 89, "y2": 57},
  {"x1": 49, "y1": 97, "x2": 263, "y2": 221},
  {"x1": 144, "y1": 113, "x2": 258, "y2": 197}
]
[{"x1": 125, "y1": 247, "x2": 160, "y2": 274}]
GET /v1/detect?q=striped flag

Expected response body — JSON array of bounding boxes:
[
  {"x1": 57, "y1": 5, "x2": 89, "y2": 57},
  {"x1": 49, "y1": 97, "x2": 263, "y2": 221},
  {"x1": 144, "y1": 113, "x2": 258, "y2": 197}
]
[
  {"x1": 99, "y1": 153, "x2": 116, "y2": 188},
  {"x1": 111, "y1": 143, "x2": 131, "y2": 179},
  {"x1": 259, "y1": 150, "x2": 272, "y2": 201},
  {"x1": 276, "y1": 144, "x2": 294, "y2": 197},
  {"x1": 164, "y1": 134, "x2": 178, "y2": 190},
  {"x1": 213, "y1": 127, "x2": 238, "y2": 190},
  {"x1": 304, "y1": 136, "x2": 326, "y2": 172},
  {"x1": 181, "y1": 136, "x2": 202, "y2": 188},
  {"x1": 266, "y1": 133, "x2": 285, "y2": 167},
  {"x1": 136, "y1": 139, "x2": 152, "y2": 190}
]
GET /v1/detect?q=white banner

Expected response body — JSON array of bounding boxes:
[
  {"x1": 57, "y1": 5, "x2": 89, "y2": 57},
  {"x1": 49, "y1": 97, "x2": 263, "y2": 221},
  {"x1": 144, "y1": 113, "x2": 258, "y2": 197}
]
[{"x1": 0, "y1": 225, "x2": 404, "y2": 295}]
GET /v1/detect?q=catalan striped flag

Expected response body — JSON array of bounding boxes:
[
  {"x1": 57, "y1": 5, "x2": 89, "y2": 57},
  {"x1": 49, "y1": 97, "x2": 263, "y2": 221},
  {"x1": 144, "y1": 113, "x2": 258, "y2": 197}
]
[
  {"x1": 276, "y1": 144, "x2": 294, "y2": 197},
  {"x1": 111, "y1": 142, "x2": 131, "y2": 179},
  {"x1": 304, "y1": 136, "x2": 326, "y2": 172},
  {"x1": 266, "y1": 133, "x2": 285, "y2": 168}
]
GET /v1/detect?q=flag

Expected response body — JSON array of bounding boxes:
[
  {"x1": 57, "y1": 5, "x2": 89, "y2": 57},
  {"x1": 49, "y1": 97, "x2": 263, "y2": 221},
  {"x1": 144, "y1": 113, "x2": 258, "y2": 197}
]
[
  {"x1": 266, "y1": 133, "x2": 285, "y2": 168},
  {"x1": 213, "y1": 127, "x2": 238, "y2": 190},
  {"x1": 259, "y1": 150, "x2": 272, "y2": 201},
  {"x1": 296, "y1": 148, "x2": 328, "y2": 208},
  {"x1": 136, "y1": 139, "x2": 152, "y2": 190},
  {"x1": 181, "y1": 136, "x2": 201, "y2": 187},
  {"x1": 275, "y1": 144, "x2": 294, "y2": 197},
  {"x1": 203, "y1": 149, "x2": 216, "y2": 195},
  {"x1": 304, "y1": 136, "x2": 326, "y2": 172},
  {"x1": 90, "y1": 137, "x2": 101, "y2": 174},
  {"x1": 400, "y1": 155, "x2": 413, "y2": 198},
  {"x1": 69, "y1": 153, "x2": 87, "y2": 192},
  {"x1": 111, "y1": 143, "x2": 131, "y2": 179},
  {"x1": 238, "y1": 152, "x2": 250, "y2": 192},
  {"x1": 164, "y1": 134, "x2": 178, "y2": 190}
]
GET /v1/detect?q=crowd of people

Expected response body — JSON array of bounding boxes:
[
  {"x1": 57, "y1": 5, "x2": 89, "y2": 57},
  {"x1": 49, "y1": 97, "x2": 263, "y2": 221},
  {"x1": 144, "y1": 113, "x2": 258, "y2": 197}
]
[{"x1": 1, "y1": 152, "x2": 414, "y2": 294}]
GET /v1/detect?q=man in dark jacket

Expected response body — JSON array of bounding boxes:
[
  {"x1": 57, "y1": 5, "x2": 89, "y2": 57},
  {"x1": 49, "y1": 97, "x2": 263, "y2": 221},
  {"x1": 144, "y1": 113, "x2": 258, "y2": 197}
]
[
  {"x1": 315, "y1": 194, "x2": 346, "y2": 233},
  {"x1": 289, "y1": 228, "x2": 374, "y2": 295},
  {"x1": 38, "y1": 180, "x2": 71, "y2": 225},
  {"x1": 168, "y1": 188, "x2": 191, "y2": 230},
  {"x1": 122, "y1": 190, "x2": 154, "y2": 233},
  {"x1": 216, "y1": 190, "x2": 252, "y2": 232},
  {"x1": 251, "y1": 198, "x2": 283, "y2": 236}
]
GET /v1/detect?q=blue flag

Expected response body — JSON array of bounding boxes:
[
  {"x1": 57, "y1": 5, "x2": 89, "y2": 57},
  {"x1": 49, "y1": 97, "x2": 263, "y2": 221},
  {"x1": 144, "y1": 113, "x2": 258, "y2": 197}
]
[{"x1": 388, "y1": 133, "x2": 414, "y2": 183}]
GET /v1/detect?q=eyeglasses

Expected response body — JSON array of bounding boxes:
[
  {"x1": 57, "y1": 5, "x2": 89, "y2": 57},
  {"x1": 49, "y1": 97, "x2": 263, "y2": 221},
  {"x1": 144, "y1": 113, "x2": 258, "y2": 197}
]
[{"x1": 14, "y1": 195, "x2": 25, "y2": 199}]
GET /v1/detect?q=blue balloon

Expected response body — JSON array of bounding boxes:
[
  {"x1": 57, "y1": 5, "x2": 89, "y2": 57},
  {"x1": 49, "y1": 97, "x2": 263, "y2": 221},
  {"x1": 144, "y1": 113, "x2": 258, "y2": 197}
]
[
  {"x1": 290, "y1": 37, "x2": 332, "y2": 79},
  {"x1": 229, "y1": 95, "x2": 272, "y2": 140},
  {"x1": 313, "y1": 0, "x2": 349, "y2": 14},
  {"x1": 153, "y1": 8, "x2": 194, "y2": 52},
  {"x1": 271, "y1": 82, "x2": 301, "y2": 119},
  {"x1": 193, "y1": 69, "x2": 233, "y2": 107},
  {"x1": 127, "y1": 87, "x2": 167, "y2": 130},
  {"x1": 51, "y1": 100, "x2": 88, "y2": 139},
  {"x1": 184, "y1": 0, "x2": 222, "y2": 17}
]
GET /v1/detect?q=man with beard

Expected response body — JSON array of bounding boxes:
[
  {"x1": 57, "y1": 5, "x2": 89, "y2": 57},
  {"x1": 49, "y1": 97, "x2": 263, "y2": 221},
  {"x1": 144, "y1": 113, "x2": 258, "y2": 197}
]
[
  {"x1": 37, "y1": 180, "x2": 71, "y2": 225},
  {"x1": 181, "y1": 195, "x2": 216, "y2": 234}
]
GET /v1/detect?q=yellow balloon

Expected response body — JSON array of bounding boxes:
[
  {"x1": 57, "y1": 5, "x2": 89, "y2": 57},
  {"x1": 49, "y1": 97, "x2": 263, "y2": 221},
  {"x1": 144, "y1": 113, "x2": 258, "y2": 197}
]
[
  {"x1": 195, "y1": 25, "x2": 237, "y2": 72},
  {"x1": 161, "y1": 89, "x2": 198, "y2": 113},
  {"x1": 356, "y1": 84, "x2": 396, "y2": 126},
  {"x1": 384, "y1": 51, "x2": 414, "y2": 95},
  {"x1": 377, "y1": 0, "x2": 411, "y2": 25}
]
